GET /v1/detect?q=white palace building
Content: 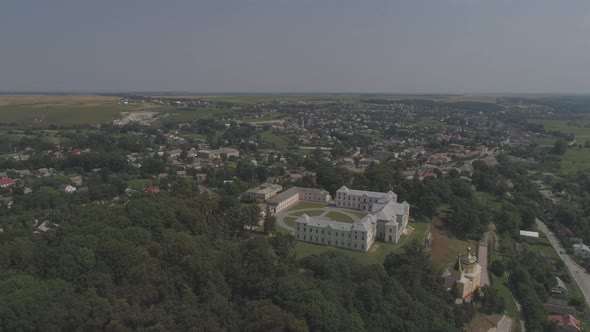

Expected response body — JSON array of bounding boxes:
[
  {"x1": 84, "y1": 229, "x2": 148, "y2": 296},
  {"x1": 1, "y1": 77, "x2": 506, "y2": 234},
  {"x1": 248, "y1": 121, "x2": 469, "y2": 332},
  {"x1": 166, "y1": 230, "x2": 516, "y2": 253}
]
[{"x1": 294, "y1": 186, "x2": 410, "y2": 252}]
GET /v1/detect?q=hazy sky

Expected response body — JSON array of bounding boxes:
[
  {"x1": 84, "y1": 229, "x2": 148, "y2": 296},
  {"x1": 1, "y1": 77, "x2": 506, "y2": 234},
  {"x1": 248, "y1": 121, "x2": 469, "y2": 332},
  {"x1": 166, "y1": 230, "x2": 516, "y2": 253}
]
[{"x1": 1, "y1": 0, "x2": 589, "y2": 93}]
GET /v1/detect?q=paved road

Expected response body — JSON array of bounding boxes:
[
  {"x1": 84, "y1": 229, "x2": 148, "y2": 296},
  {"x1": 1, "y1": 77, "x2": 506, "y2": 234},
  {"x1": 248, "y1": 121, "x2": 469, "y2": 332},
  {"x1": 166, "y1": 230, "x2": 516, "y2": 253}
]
[
  {"x1": 479, "y1": 228, "x2": 491, "y2": 287},
  {"x1": 536, "y1": 218, "x2": 590, "y2": 308},
  {"x1": 478, "y1": 243, "x2": 490, "y2": 287}
]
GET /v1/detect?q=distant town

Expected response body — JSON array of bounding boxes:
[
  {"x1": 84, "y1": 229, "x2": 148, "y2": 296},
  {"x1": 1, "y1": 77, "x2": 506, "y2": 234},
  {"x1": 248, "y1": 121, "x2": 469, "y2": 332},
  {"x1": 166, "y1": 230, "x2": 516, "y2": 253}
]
[{"x1": 2, "y1": 93, "x2": 590, "y2": 331}]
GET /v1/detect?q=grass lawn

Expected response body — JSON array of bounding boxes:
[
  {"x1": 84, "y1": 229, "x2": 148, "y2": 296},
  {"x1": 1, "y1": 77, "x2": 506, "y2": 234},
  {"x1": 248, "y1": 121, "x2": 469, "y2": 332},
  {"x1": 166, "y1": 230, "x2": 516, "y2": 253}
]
[
  {"x1": 430, "y1": 218, "x2": 478, "y2": 270},
  {"x1": 535, "y1": 136, "x2": 558, "y2": 145},
  {"x1": 292, "y1": 221, "x2": 429, "y2": 265},
  {"x1": 275, "y1": 225, "x2": 292, "y2": 235},
  {"x1": 287, "y1": 202, "x2": 327, "y2": 211},
  {"x1": 283, "y1": 216, "x2": 297, "y2": 228},
  {"x1": 287, "y1": 209, "x2": 325, "y2": 217},
  {"x1": 128, "y1": 178, "x2": 153, "y2": 190},
  {"x1": 337, "y1": 209, "x2": 368, "y2": 219},
  {"x1": 324, "y1": 211, "x2": 356, "y2": 223},
  {"x1": 476, "y1": 192, "x2": 502, "y2": 211},
  {"x1": 489, "y1": 233, "x2": 520, "y2": 323},
  {"x1": 252, "y1": 130, "x2": 290, "y2": 151},
  {"x1": 559, "y1": 148, "x2": 590, "y2": 174}
]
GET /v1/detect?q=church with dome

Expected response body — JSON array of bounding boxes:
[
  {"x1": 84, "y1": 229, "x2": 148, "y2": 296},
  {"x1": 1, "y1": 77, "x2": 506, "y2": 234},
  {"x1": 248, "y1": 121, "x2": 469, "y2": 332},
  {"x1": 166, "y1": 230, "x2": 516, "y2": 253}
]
[{"x1": 443, "y1": 247, "x2": 482, "y2": 300}]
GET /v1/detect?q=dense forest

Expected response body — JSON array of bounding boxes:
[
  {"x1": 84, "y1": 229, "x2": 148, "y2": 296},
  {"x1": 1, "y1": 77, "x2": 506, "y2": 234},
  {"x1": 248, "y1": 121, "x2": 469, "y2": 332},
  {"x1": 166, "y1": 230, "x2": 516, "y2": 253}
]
[{"x1": 0, "y1": 184, "x2": 472, "y2": 331}]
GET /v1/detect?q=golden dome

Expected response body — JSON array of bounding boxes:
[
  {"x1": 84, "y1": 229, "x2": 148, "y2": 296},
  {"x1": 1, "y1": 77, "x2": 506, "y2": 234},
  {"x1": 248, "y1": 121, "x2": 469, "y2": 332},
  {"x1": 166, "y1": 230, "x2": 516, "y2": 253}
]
[{"x1": 461, "y1": 246, "x2": 477, "y2": 265}]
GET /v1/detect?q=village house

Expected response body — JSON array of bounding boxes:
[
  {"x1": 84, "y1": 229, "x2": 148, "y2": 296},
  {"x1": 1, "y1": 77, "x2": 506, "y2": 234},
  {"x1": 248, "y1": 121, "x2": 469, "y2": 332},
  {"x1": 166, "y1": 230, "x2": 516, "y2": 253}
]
[
  {"x1": 548, "y1": 276, "x2": 568, "y2": 298},
  {"x1": 0, "y1": 178, "x2": 15, "y2": 188},
  {"x1": 59, "y1": 184, "x2": 77, "y2": 193},
  {"x1": 548, "y1": 314, "x2": 582, "y2": 332},
  {"x1": 146, "y1": 186, "x2": 160, "y2": 193},
  {"x1": 573, "y1": 244, "x2": 590, "y2": 260},
  {"x1": 70, "y1": 176, "x2": 83, "y2": 186},
  {"x1": 198, "y1": 147, "x2": 240, "y2": 160}
]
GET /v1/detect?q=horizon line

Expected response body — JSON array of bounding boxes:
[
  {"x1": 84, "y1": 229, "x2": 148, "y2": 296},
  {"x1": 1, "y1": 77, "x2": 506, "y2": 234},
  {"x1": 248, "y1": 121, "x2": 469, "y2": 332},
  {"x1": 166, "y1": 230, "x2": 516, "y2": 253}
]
[{"x1": 1, "y1": 91, "x2": 589, "y2": 96}]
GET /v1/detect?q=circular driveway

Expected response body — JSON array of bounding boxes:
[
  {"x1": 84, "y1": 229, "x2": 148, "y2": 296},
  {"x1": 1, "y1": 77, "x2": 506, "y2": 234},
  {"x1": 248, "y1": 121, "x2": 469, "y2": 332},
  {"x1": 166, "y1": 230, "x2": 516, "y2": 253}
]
[{"x1": 276, "y1": 206, "x2": 362, "y2": 233}]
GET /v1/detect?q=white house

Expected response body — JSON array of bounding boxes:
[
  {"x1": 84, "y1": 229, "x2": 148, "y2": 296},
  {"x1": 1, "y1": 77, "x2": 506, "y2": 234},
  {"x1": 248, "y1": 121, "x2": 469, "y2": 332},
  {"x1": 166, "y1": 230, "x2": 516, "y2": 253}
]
[
  {"x1": 59, "y1": 184, "x2": 77, "y2": 193},
  {"x1": 549, "y1": 276, "x2": 568, "y2": 297},
  {"x1": 573, "y1": 244, "x2": 590, "y2": 260}
]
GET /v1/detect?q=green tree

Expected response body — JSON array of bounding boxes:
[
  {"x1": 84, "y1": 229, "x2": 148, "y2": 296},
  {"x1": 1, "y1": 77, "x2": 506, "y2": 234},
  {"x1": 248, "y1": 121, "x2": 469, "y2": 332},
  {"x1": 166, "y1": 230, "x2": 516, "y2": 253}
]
[
  {"x1": 490, "y1": 260, "x2": 505, "y2": 277},
  {"x1": 263, "y1": 206, "x2": 276, "y2": 234},
  {"x1": 481, "y1": 286, "x2": 505, "y2": 314},
  {"x1": 551, "y1": 138, "x2": 568, "y2": 155}
]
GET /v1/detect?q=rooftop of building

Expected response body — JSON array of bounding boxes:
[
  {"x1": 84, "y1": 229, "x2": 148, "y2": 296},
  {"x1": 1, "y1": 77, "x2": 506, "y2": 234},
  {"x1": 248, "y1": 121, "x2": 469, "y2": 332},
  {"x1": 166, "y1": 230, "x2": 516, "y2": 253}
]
[
  {"x1": 548, "y1": 314, "x2": 581, "y2": 331},
  {"x1": 267, "y1": 186, "x2": 329, "y2": 204},
  {"x1": 336, "y1": 186, "x2": 397, "y2": 199},
  {"x1": 295, "y1": 214, "x2": 372, "y2": 232},
  {"x1": 370, "y1": 198, "x2": 410, "y2": 222},
  {"x1": 246, "y1": 183, "x2": 282, "y2": 194}
]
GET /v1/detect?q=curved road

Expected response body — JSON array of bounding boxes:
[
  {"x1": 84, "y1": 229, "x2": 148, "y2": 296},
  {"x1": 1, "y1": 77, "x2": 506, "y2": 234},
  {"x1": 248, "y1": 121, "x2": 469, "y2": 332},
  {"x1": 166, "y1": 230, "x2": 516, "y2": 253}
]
[
  {"x1": 276, "y1": 207, "x2": 362, "y2": 234},
  {"x1": 536, "y1": 218, "x2": 590, "y2": 308}
]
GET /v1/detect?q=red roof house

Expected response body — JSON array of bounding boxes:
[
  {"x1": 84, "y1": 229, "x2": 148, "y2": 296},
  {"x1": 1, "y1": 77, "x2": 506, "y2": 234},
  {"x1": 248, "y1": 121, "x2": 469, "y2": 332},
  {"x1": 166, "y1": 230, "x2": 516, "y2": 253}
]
[
  {"x1": 421, "y1": 172, "x2": 437, "y2": 179},
  {"x1": 0, "y1": 178, "x2": 15, "y2": 188},
  {"x1": 548, "y1": 314, "x2": 581, "y2": 332},
  {"x1": 146, "y1": 186, "x2": 160, "y2": 193},
  {"x1": 71, "y1": 148, "x2": 81, "y2": 155},
  {"x1": 558, "y1": 225, "x2": 574, "y2": 237}
]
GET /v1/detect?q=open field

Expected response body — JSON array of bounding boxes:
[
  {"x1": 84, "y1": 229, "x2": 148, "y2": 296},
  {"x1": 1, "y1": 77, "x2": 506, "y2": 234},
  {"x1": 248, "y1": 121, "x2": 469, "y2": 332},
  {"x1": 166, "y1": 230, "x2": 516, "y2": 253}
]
[
  {"x1": 535, "y1": 136, "x2": 557, "y2": 145},
  {"x1": 149, "y1": 93, "x2": 500, "y2": 106},
  {"x1": 324, "y1": 211, "x2": 356, "y2": 223},
  {"x1": 154, "y1": 107, "x2": 231, "y2": 124},
  {"x1": 559, "y1": 148, "x2": 590, "y2": 174},
  {"x1": 527, "y1": 118, "x2": 590, "y2": 173},
  {"x1": 528, "y1": 119, "x2": 590, "y2": 141},
  {"x1": 0, "y1": 94, "x2": 119, "y2": 105},
  {"x1": 413, "y1": 118, "x2": 460, "y2": 129},
  {"x1": 292, "y1": 221, "x2": 429, "y2": 265},
  {"x1": 252, "y1": 130, "x2": 290, "y2": 151},
  {"x1": 0, "y1": 94, "x2": 168, "y2": 125}
]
